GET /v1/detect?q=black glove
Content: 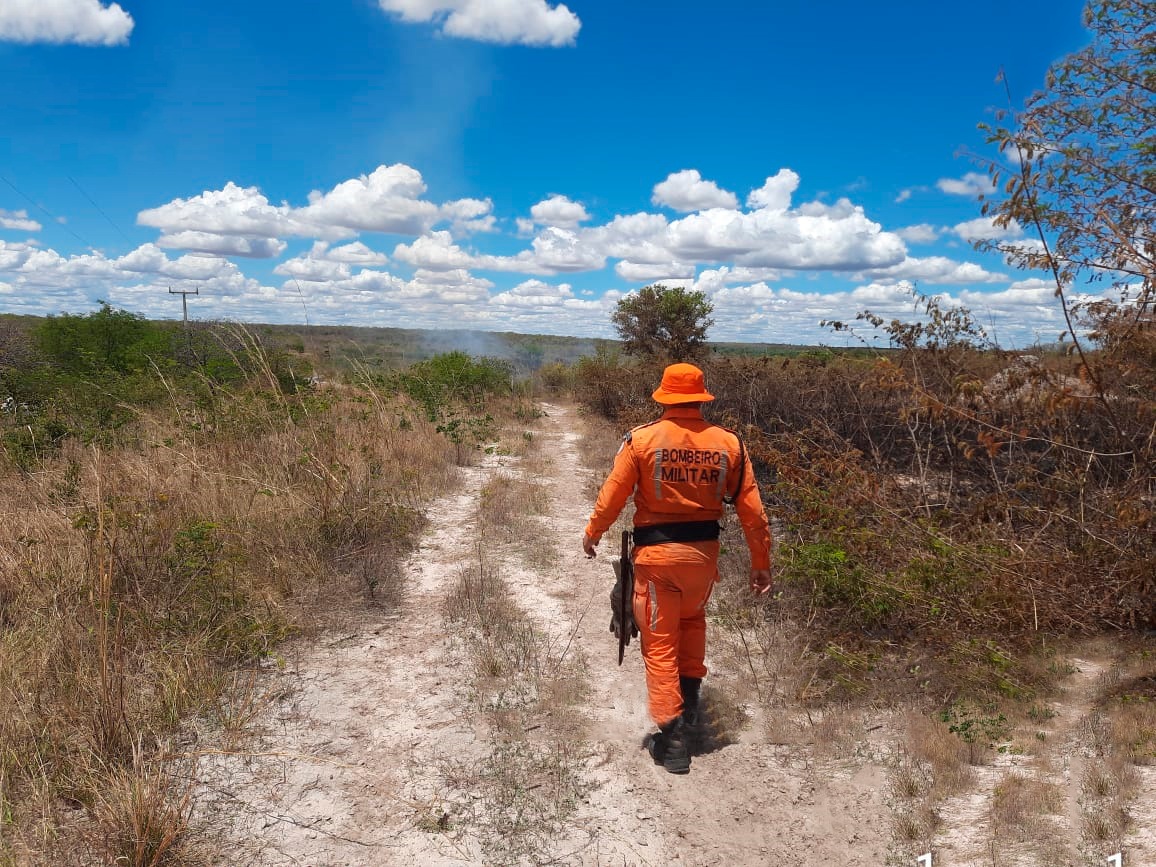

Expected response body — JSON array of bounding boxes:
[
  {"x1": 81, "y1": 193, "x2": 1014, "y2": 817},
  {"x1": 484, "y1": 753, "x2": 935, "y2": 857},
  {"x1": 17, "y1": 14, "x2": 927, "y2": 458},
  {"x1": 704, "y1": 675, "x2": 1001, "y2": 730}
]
[{"x1": 609, "y1": 580, "x2": 639, "y2": 644}]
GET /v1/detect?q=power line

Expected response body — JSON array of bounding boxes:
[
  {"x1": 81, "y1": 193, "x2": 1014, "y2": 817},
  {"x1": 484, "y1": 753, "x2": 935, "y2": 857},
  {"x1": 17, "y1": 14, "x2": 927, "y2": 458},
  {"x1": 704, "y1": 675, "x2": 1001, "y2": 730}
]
[
  {"x1": 67, "y1": 174, "x2": 133, "y2": 247},
  {"x1": 0, "y1": 172, "x2": 96, "y2": 250}
]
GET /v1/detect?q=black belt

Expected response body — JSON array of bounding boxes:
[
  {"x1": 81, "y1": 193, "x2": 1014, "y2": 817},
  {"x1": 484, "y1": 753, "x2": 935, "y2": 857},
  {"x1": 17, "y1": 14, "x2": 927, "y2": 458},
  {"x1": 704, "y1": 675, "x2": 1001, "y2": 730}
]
[{"x1": 633, "y1": 520, "x2": 720, "y2": 548}]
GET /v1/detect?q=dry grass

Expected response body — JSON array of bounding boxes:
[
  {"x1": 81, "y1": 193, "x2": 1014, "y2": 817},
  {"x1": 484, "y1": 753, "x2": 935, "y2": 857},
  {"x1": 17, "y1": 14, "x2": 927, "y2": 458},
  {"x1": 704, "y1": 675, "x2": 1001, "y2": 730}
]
[
  {"x1": 442, "y1": 553, "x2": 588, "y2": 863},
  {"x1": 1078, "y1": 700, "x2": 1144, "y2": 855},
  {"x1": 573, "y1": 411, "x2": 624, "y2": 503},
  {"x1": 1107, "y1": 700, "x2": 1156, "y2": 765},
  {"x1": 903, "y1": 712, "x2": 975, "y2": 799},
  {"x1": 88, "y1": 744, "x2": 194, "y2": 867},
  {"x1": 478, "y1": 474, "x2": 550, "y2": 537},
  {"x1": 437, "y1": 410, "x2": 592, "y2": 864},
  {"x1": 477, "y1": 420, "x2": 555, "y2": 572},
  {"x1": 0, "y1": 379, "x2": 455, "y2": 863},
  {"x1": 988, "y1": 772, "x2": 1062, "y2": 843}
]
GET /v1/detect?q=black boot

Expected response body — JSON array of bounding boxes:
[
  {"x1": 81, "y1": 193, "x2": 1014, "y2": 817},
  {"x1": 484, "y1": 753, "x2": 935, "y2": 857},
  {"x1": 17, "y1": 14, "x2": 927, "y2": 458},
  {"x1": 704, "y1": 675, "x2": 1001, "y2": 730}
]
[
  {"x1": 679, "y1": 676, "x2": 702, "y2": 733},
  {"x1": 651, "y1": 717, "x2": 689, "y2": 775}
]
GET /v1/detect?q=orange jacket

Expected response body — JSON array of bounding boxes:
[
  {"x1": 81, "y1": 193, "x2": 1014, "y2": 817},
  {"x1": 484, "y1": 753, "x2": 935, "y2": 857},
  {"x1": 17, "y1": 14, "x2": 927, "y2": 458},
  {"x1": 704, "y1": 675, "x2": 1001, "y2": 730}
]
[{"x1": 585, "y1": 406, "x2": 772, "y2": 569}]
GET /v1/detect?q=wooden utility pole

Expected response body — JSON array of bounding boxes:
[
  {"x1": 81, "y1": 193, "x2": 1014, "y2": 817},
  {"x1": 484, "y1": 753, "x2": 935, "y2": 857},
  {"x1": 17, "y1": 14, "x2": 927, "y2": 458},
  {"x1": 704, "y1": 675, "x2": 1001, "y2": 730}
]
[{"x1": 169, "y1": 286, "x2": 198, "y2": 326}]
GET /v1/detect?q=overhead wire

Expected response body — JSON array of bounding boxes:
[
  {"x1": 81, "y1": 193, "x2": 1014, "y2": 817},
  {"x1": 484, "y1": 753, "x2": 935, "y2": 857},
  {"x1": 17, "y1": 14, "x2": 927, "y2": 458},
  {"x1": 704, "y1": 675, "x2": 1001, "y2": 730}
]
[
  {"x1": 67, "y1": 174, "x2": 134, "y2": 247},
  {"x1": 0, "y1": 171, "x2": 97, "y2": 250}
]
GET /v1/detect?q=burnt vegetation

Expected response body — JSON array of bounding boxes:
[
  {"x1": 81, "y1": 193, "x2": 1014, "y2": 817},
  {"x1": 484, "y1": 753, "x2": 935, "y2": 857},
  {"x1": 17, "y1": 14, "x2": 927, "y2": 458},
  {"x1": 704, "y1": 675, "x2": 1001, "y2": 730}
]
[{"x1": 576, "y1": 0, "x2": 1155, "y2": 707}]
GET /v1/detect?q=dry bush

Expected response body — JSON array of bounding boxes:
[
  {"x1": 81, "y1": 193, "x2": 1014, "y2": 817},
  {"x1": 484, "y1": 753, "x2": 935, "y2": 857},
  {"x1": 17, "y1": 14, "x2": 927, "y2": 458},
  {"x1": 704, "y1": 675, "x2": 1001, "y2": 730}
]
[
  {"x1": 989, "y1": 772, "x2": 1062, "y2": 842},
  {"x1": 478, "y1": 474, "x2": 549, "y2": 537},
  {"x1": 1107, "y1": 702, "x2": 1156, "y2": 765},
  {"x1": 1082, "y1": 758, "x2": 1138, "y2": 800},
  {"x1": 1079, "y1": 753, "x2": 1135, "y2": 853},
  {"x1": 0, "y1": 371, "x2": 456, "y2": 862},
  {"x1": 573, "y1": 305, "x2": 1155, "y2": 713},
  {"x1": 904, "y1": 712, "x2": 974, "y2": 797},
  {"x1": 889, "y1": 747, "x2": 929, "y2": 800},
  {"x1": 88, "y1": 745, "x2": 193, "y2": 867}
]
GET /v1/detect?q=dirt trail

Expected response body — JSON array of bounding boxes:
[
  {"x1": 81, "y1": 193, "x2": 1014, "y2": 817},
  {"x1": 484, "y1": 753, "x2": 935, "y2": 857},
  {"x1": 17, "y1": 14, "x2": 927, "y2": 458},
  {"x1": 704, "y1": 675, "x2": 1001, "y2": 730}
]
[
  {"x1": 202, "y1": 403, "x2": 1156, "y2": 866},
  {"x1": 194, "y1": 402, "x2": 894, "y2": 864},
  {"x1": 194, "y1": 403, "x2": 667, "y2": 864}
]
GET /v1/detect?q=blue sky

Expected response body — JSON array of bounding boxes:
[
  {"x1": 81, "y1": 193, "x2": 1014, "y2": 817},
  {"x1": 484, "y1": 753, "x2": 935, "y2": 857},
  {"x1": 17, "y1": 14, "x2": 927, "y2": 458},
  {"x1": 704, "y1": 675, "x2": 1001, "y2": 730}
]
[{"x1": 0, "y1": 0, "x2": 1097, "y2": 345}]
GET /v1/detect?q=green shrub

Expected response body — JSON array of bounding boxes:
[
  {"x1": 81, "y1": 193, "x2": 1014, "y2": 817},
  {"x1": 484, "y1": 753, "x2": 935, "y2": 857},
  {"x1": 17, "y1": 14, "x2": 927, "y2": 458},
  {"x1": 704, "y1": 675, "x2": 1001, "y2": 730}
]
[{"x1": 399, "y1": 351, "x2": 512, "y2": 421}]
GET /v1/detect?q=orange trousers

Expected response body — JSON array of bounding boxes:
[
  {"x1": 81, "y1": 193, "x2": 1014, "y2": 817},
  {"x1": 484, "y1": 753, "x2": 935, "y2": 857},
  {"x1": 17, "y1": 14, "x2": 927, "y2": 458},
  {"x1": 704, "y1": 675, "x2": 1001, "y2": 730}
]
[{"x1": 631, "y1": 540, "x2": 719, "y2": 727}]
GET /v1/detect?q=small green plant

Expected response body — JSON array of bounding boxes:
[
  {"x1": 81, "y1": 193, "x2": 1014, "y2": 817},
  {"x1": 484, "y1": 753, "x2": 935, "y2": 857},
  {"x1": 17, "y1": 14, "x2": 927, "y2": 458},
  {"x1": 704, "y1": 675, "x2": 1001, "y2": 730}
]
[
  {"x1": 436, "y1": 412, "x2": 497, "y2": 465},
  {"x1": 781, "y1": 541, "x2": 904, "y2": 627},
  {"x1": 939, "y1": 702, "x2": 1011, "y2": 747},
  {"x1": 1027, "y1": 703, "x2": 1057, "y2": 723}
]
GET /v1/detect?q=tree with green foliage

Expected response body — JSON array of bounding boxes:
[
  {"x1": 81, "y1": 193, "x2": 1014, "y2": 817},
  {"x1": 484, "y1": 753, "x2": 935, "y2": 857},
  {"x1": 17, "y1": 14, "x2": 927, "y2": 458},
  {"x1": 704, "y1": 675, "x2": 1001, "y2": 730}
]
[
  {"x1": 979, "y1": 0, "x2": 1154, "y2": 309},
  {"x1": 610, "y1": 284, "x2": 714, "y2": 361},
  {"x1": 399, "y1": 351, "x2": 512, "y2": 420},
  {"x1": 34, "y1": 303, "x2": 175, "y2": 377}
]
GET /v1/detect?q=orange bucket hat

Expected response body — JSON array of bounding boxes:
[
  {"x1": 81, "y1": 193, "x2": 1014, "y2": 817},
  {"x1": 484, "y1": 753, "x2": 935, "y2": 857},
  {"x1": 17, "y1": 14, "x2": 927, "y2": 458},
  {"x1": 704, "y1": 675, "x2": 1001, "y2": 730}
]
[{"x1": 652, "y1": 363, "x2": 715, "y2": 404}]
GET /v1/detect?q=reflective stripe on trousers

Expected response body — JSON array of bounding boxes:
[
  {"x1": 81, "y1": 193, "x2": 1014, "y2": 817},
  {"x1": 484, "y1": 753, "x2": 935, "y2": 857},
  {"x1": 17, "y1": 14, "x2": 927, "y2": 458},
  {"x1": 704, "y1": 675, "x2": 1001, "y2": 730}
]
[{"x1": 632, "y1": 541, "x2": 719, "y2": 727}]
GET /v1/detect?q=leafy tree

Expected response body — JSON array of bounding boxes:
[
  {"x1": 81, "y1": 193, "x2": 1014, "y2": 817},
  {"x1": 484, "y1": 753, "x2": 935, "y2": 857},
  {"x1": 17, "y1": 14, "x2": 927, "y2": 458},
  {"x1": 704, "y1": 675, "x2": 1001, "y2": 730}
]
[
  {"x1": 399, "y1": 351, "x2": 512, "y2": 420},
  {"x1": 35, "y1": 303, "x2": 174, "y2": 377},
  {"x1": 611, "y1": 283, "x2": 714, "y2": 361},
  {"x1": 979, "y1": 0, "x2": 1154, "y2": 308}
]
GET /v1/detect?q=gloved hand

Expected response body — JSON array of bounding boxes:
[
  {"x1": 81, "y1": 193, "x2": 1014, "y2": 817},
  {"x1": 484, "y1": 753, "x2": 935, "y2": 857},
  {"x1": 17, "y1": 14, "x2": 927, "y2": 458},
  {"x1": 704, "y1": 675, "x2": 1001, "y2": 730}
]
[{"x1": 609, "y1": 580, "x2": 639, "y2": 644}]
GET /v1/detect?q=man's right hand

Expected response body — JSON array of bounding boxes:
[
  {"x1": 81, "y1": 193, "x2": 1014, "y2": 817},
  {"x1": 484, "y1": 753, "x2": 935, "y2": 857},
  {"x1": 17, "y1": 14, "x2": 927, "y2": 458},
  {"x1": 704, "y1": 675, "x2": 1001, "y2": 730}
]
[{"x1": 750, "y1": 568, "x2": 773, "y2": 595}]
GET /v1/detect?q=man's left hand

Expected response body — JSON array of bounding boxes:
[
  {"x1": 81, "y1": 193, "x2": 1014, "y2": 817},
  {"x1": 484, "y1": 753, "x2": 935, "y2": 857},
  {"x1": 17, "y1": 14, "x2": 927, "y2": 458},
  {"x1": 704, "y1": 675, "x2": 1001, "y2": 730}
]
[
  {"x1": 750, "y1": 568, "x2": 773, "y2": 595},
  {"x1": 582, "y1": 534, "x2": 598, "y2": 558}
]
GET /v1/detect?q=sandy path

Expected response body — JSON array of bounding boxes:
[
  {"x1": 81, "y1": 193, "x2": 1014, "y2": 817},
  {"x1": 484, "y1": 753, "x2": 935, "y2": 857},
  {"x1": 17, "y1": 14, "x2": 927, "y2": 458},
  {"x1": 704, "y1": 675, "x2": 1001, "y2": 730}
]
[
  {"x1": 193, "y1": 404, "x2": 662, "y2": 865},
  {"x1": 193, "y1": 403, "x2": 892, "y2": 864},
  {"x1": 928, "y1": 654, "x2": 1156, "y2": 866},
  {"x1": 195, "y1": 446, "x2": 503, "y2": 864}
]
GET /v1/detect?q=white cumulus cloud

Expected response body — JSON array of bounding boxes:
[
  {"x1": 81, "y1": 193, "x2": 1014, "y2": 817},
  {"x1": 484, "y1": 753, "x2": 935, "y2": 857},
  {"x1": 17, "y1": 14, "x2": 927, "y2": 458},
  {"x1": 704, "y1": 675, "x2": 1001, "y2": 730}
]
[
  {"x1": 952, "y1": 216, "x2": 1024, "y2": 243},
  {"x1": 0, "y1": 209, "x2": 42, "y2": 233},
  {"x1": 393, "y1": 231, "x2": 480, "y2": 271},
  {"x1": 652, "y1": 170, "x2": 738, "y2": 212},
  {"x1": 490, "y1": 278, "x2": 574, "y2": 307},
  {"x1": 746, "y1": 169, "x2": 800, "y2": 211},
  {"x1": 0, "y1": 0, "x2": 133, "y2": 46},
  {"x1": 524, "y1": 226, "x2": 605, "y2": 273},
  {"x1": 895, "y1": 224, "x2": 940, "y2": 244},
  {"x1": 861, "y1": 255, "x2": 1006, "y2": 285},
  {"x1": 298, "y1": 164, "x2": 442, "y2": 236},
  {"x1": 529, "y1": 194, "x2": 589, "y2": 229},
  {"x1": 614, "y1": 260, "x2": 695, "y2": 283},
  {"x1": 440, "y1": 196, "x2": 496, "y2": 234},
  {"x1": 273, "y1": 252, "x2": 352, "y2": 284},
  {"x1": 138, "y1": 182, "x2": 324, "y2": 243},
  {"x1": 937, "y1": 172, "x2": 996, "y2": 198},
  {"x1": 663, "y1": 197, "x2": 906, "y2": 270},
  {"x1": 155, "y1": 231, "x2": 287, "y2": 259},
  {"x1": 377, "y1": 0, "x2": 580, "y2": 46},
  {"x1": 321, "y1": 241, "x2": 389, "y2": 266},
  {"x1": 138, "y1": 165, "x2": 487, "y2": 253}
]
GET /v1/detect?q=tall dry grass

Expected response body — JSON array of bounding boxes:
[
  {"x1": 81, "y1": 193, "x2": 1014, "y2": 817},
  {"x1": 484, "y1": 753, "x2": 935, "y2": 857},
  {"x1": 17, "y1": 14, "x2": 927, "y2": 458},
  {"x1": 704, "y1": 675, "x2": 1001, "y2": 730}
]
[{"x1": 0, "y1": 370, "x2": 455, "y2": 864}]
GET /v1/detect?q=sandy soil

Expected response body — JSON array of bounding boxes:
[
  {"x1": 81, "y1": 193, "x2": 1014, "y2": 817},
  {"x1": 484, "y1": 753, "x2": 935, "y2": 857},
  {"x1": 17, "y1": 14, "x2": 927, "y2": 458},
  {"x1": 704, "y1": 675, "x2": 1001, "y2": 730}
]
[{"x1": 193, "y1": 403, "x2": 1153, "y2": 866}]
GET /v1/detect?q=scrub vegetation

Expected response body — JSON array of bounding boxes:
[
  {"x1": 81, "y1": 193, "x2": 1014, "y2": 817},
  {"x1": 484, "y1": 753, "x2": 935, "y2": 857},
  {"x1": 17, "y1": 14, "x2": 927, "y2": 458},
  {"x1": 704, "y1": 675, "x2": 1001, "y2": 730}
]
[{"x1": 0, "y1": 309, "x2": 532, "y2": 864}]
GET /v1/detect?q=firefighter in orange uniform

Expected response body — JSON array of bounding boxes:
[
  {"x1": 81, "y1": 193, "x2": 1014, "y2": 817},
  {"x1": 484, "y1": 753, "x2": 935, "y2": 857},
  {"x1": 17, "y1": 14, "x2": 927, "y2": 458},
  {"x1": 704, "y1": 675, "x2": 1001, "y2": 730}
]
[{"x1": 583, "y1": 363, "x2": 773, "y2": 774}]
